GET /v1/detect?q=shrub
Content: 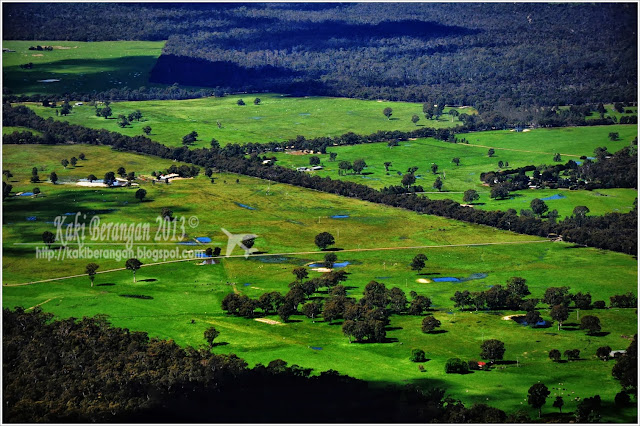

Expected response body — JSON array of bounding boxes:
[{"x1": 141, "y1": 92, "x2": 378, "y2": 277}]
[
  {"x1": 445, "y1": 357, "x2": 469, "y2": 374},
  {"x1": 410, "y1": 349, "x2": 426, "y2": 363}
]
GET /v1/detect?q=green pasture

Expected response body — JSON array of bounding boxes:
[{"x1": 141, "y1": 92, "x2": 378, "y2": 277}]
[
  {"x1": 2, "y1": 126, "x2": 42, "y2": 136},
  {"x1": 2, "y1": 40, "x2": 165, "y2": 95},
  {"x1": 22, "y1": 94, "x2": 473, "y2": 147},
  {"x1": 2, "y1": 144, "x2": 637, "y2": 420}
]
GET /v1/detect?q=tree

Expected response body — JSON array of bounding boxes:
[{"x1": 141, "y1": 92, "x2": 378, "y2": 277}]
[
  {"x1": 448, "y1": 109, "x2": 459, "y2": 121},
  {"x1": 182, "y1": 131, "x2": 197, "y2": 145},
  {"x1": 527, "y1": 383, "x2": 550, "y2": 418},
  {"x1": 135, "y1": 188, "x2": 147, "y2": 202},
  {"x1": 142, "y1": 125, "x2": 152, "y2": 135},
  {"x1": 117, "y1": 167, "x2": 126, "y2": 178},
  {"x1": 411, "y1": 114, "x2": 420, "y2": 125},
  {"x1": 60, "y1": 103, "x2": 72, "y2": 116},
  {"x1": 329, "y1": 152, "x2": 337, "y2": 162},
  {"x1": 487, "y1": 148, "x2": 495, "y2": 157},
  {"x1": 309, "y1": 156, "x2": 320, "y2": 166},
  {"x1": 85, "y1": 263, "x2": 99, "y2": 287},
  {"x1": 161, "y1": 207, "x2": 174, "y2": 221},
  {"x1": 608, "y1": 132, "x2": 620, "y2": 141},
  {"x1": 352, "y1": 159, "x2": 367, "y2": 174},
  {"x1": 432, "y1": 177, "x2": 443, "y2": 191},
  {"x1": 553, "y1": 153, "x2": 562, "y2": 162},
  {"x1": 573, "y1": 205, "x2": 590, "y2": 223},
  {"x1": 596, "y1": 346, "x2": 612, "y2": 361},
  {"x1": 203, "y1": 326, "x2": 220, "y2": 348},
  {"x1": 548, "y1": 349, "x2": 561, "y2": 362},
  {"x1": 361, "y1": 281, "x2": 389, "y2": 309},
  {"x1": 292, "y1": 267, "x2": 308, "y2": 282},
  {"x1": 49, "y1": 172, "x2": 58, "y2": 184},
  {"x1": 383, "y1": 107, "x2": 392, "y2": 120},
  {"x1": 524, "y1": 310, "x2": 542, "y2": 327},
  {"x1": 452, "y1": 157, "x2": 460, "y2": 166},
  {"x1": 125, "y1": 258, "x2": 143, "y2": 283},
  {"x1": 87, "y1": 174, "x2": 97, "y2": 182},
  {"x1": 431, "y1": 163, "x2": 438, "y2": 174},
  {"x1": 277, "y1": 302, "x2": 295, "y2": 322},
  {"x1": 103, "y1": 171, "x2": 116, "y2": 186},
  {"x1": 301, "y1": 302, "x2": 322, "y2": 323},
  {"x1": 33, "y1": 187, "x2": 40, "y2": 196},
  {"x1": 579, "y1": 315, "x2": 601, "y2": 335},
  {"x1": 42, "y1": 231, "x2": 55, "y2": 248},
  {"x1": 70, "y1": 157, "x2": 77, "y2": 167},
  {"x1": 401, "y1": 173, "x2": 416, "y2": 188},
  {"x1": 480, "y1": 339, "x2": 505, "y2": 363},
  {"x1": 612, "y1": 335, "x2": 637, "y2": 392},
  {"x1": 237, "y1": 99, "x2": 245, "y2": 106},
  {"x1": 445, "y1": 357, "x2": 469, "y2": 374},
  {"x1": 388, "y1": 287, "x2": 407, "y2": 314},
  {"x1": 421, "y1": 316, "x2": 441, "y2": 333},
  {"x1": 78, "y1": 152, "x2": 86, "y2": 160},
  {"x1": 61, "y1": 159, "x2": 69, "y2": 169},
  {"x1": 410, "y1": 253, "x2": 427, "y2": 272},
  {"x1": 410, "y1": 349, "x2": 426, "y2": 362},
  {"x1": 573, "y1": 292, "x2": 592, "y2": 310},
  {"x1": 550, "y1": 304, "x2": 569, "y2": 330},
  {"x1": 506, "y1": 277, "x2": 530, "y2": 297},
  {"x1": 117, "y1": 114, "x2": 129, "y2": 128},
  {"x1": 530, "y1": 198, "x2": 548, "y2": 217},
  {"x1": 543, "y1": 287, "x2": 571, "y2": 307},
  {"x1": 314, "y1": 232, "x2": 335, "y2": 250},
  {"x1": 100, "y1": 105, "x2": 112, "y2": 119},
  {"x1": 490, "y1": 183, "x2": 510, "y2": 199},
  {"x1": 553, "y1": 396, "x2": 564, "y2": 413},
  {"x1": 547, "y1": 209, "x2": 559, "y2": 222},
  {"x1": 253, "y1": 98, "x2": 261, "y2": 105},
  {"x1": 338, "y1": 161, "x2": 352, "y2": 175},
  {"x1": 383, "y1": 161, "x2": 392, "y2": 172},
  {"x1": 408, "y1": 295, "x2": 431, "y2": 315},
  {"x1": 462, "y1": 189, "x2": 479, "y2": 203},
  {"x1": 564, "y1": 349, "x2": 580, "y2": 361},
  {"x1": 323, "y1": 252, "x2": 337, "y2": 268}
]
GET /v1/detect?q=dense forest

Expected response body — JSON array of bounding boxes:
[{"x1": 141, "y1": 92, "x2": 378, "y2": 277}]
[
  {"x1": 3, "y1": 3, "x2": 637, "y2": 112},
  {"x1": 4, "y1": 104, "x2": 637, "y2": 255}
]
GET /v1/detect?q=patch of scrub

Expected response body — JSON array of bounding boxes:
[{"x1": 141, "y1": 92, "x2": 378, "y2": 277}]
[
  {"x1": 235, "y1": 202, "x2": 257, "y2": 210},
  {"x1": 195, "y1": 237, "x2": 211, "y2": 243},
  {"x1": 330, "y1": 214, "x2": 349, "y2": 219},
  {"x1": 541, "y1": 194, "x2": 566, "y2": 201}
]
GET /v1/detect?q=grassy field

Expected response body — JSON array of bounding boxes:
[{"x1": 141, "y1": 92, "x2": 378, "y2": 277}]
[
  {"x1": 3, "y1": 144, "x2": 637, "y2": 421},
  {"x1": 271, "y1": 125, "x2": 638, "y2": 216},
  {"x1": 3, "y1": 126, "x2": 42, "y2": 136},
  {"x1": 2, "y1": 40, "x2": 165, "y2": 95},
  {"x1": 22, "y1": 94, "x2": 474, "y2": 147}
]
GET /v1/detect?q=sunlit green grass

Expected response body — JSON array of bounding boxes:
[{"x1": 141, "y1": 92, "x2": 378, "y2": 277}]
[
  {"x1": 2, "y1": 40, "x2": 165, "y2": 95},
  {"x1": 22, "y1": 94, "x2": 473, "y2": 147}
]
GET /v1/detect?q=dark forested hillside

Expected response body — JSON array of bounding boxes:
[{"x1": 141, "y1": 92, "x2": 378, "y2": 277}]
[{"x1": 3, "y1": 3, "x2": 637, "y2": 109}]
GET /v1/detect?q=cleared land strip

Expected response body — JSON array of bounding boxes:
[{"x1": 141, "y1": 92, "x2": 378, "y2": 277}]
[
  {"x1": 4, "y1": 239, "x2": 551, "y2": 287},
  {"x1": 461, "y1": 142, "x2": 583, "y2": 158}
]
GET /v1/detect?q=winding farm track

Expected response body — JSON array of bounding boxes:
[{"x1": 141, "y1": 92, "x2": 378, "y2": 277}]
[{"x1": 4, "y1": 239, "x2": 552, "y2": 287}]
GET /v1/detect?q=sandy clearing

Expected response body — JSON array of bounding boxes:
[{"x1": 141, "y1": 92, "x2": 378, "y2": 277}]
[
  {"x1": 31, "y1": 54, "x2": 44, "y2": 57},
  {"x1": 311, "y1": 267, "x2": 332, "y2": 273},
  {"x1": 502, "y1": 314, "x2": 524, "y2": 321},
  {"x1": 416, "y1": 278, "x2": 431, "y2": 284},
  {"x1": 255, "y1": 318, "x2": 284, "y2": 325}
]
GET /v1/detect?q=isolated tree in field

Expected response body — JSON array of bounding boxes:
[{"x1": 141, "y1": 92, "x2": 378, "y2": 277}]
[
  {"x1": 314, "y1": 232, "x2": 335, "y2": 250},
  {"x1": 135, "y1": 188, "x2": 147, "y2": 202},
  {"x1": 421, "y1": 315, "x2": 441, "y2": 333},
  {"x1": 100, "y1": 105, "x2": 112, "y2": 119},
  {"x1": 608, "y1": 132, "x2": 619, "y2": 141},
  {"x1": 553, "y1": 396, "x2": 564, "y2": 413},
  {"x1": 301, "y1": 301, "x2": 322, "y2": 323},
  {"x1": 462, "y1": 189, "x2": 479, "y2": 203},
  {"x1": 528, "y1": 383, "x2": 550, "y2": 418},
  {"x1": 352, "y1": 159, "x2": 367, "y2": 174},
  {"x1": 449, "y1": 109, "x2": 459, "y2": 121},
  {"x1": 329, "y1": 152, "x2": 337, "y2": 162},
  {"x1": 78, "y1": 152, "x2": 86, "y2": 160},
  {"x1": 410, "y1": 349, "x2": 426, "y2": 362},
  {"x1": 498, "y1": 160, "x2": 504, "y2": 169},
  {"x1": 411, "y1": 114, "x2": 420, "y2": 125},
  {"x1": 410, "y1": 253, "x2": 428, "y2": 272},
  {"x1": 61, "y1": 159, "x2": 69, "y2": 169},
  {"x1": 553, "y1": 153, "x2": 562, "y2": 162},
  {"x1": 161, "y1": 207, "x2": 174, "y2": 221},
  {"x1": 383, "y1": 107, "x2": 393, "y2": 120},
  {"x1": 237, "y1": 99, "x2": 245, "y2": 106},
  {"x1": 203, "y1": 326, "x2": 220, "y2": 348},
  {"x1": 548, "y1": 349, "x2": 561, "y2": 362},
  {"x1": 85, "y1": 262, "x2": 99, "y2": 287},
  {"x1": 452, "y1": 157, "x2": 460, "y2": 166},
  {"x1": 433, "y1": 177, "x2": 443, "y2": 191},
  {"x1": 490, "y1": 183, "x2": 510, "y2": 199},
  {"x1": 431, "y1": 163, "x2": 438, "y2": 174},
  {"x1": 530, "y1": 198, "x2": 548, "y2": 217},
  {"x1": 387, "y1": 140, "x2": 399, "y2": 148},
  {"x1": 580, "y1": 315, "x2": 601, "y2": 335},
  {"x1": 550, "y1": 304, "x2": 569, "y2": 330},
  {"x1": 87, "y1": 174, "x2": 97, "y2": 182},
  {"x1": 444, "y1": 357, "x2": 469, "y2": 374},
  {"x1": 480, "y1": 339, "x2": 505, "y2": 363},
  {"x1": 49, "y1": 172, "x2": 58, "y2": 184},
  {"x1": 383, "y1": 161, "x2": 392, "y2": 171},
  {"x1": 60, "y1": 103, "x2": 72, "y2": 116},
  {"x1": 564, "y1": 349, "x2": 580, "y2": 361},
  {"x1": 103, "y1": 172, "x2": 116, "y2": 186},
  {"x1": 324, "y1": 252, "x2": 337, "y2": 268},
  {"x1": 338, "y1": 161, "x2": 352, "y2": 175},
  {"x1": 309, "y1": 156, "x2": 320, "y2": 166},
  {"x1": 70, "y1": 157, "x2": 77, "y2": 167},
  {"x1": 253, "y1": 98, "x2": 261, "y2": 105},
  {"x1": 117, "y1": 115, "x2": 129, "y2": 128},
  {"x1": 401, "y1": 173, "x2": 416, "y2": 188},
  {"x1": 182, "y1": 131, "x2": 198, "y2": 145},
  {"x1": 42, "y1": 231, "x2": 55, "y2": 248},
  {"x1": 127, "y1": 171, "x2": 136, "y2": 183},
  {"x1": 142, "y1": 125, "x2": 152, "y2": 135},
  {"x1": 125, "y1": 258, "x2": 143, "y2": 283},
  {"x1": 117, "y1": 167, "x2": 126, "y2": 177},
  {"x1": 292, "y1": 267, "x2": 308, "y2": 282},
  {"x1": 487, "y1": 148, "x2": 495, "y2": 157},
  {"x1": 596, "y1": 346, "x2": 612, "y2": 361}
]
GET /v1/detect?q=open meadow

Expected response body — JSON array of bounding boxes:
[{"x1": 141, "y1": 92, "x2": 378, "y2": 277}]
[
  {"x1": 2, "y1": 40, "x2": 165, "y2": 95},
  {"x1": 2, "y1": 144, "x2": 637, "y2": 421},
  {"x1": 21, "y1": 94, "x2": 473, "y2": 147}
]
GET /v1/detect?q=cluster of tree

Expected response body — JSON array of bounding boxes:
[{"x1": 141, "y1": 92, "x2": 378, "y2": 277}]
[
  {"x1": 450, "y1": 277, "x2": 532, "y2": 311},
  {"x1": 609, "y1": 292, "x2": 637, "y2": 308},
  {"x1": 27, "y1": 45, "x2": 54, "y2": 51},
  {"x1": 481, "y1": 146, "x2": 637, "y2": 192},
  {"x1": 5, "y1": 306, "x2": 516, "y2": 423},
  {"x1": 4, "y1": 104, "x2": 636, "y2": 255}
]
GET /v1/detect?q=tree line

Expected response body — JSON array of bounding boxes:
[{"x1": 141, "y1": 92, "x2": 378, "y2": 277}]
[{"x1": 3, "y1": 104, "x2": 636, "y2": 255}]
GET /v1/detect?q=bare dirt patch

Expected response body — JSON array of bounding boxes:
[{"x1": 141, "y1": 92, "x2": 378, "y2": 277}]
[
  {"x1": 31, "y1": 54, "x2": 44, "y2": 57},
  {"x1": 416, "y1": 278, "x2": 431, "y2": 284},
  {"x1": 52, "y1": 46, "x2": 72, "y2": 50},
  {"x1": 255, "y1": 318, "x2": 284, "y2": 325}
]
